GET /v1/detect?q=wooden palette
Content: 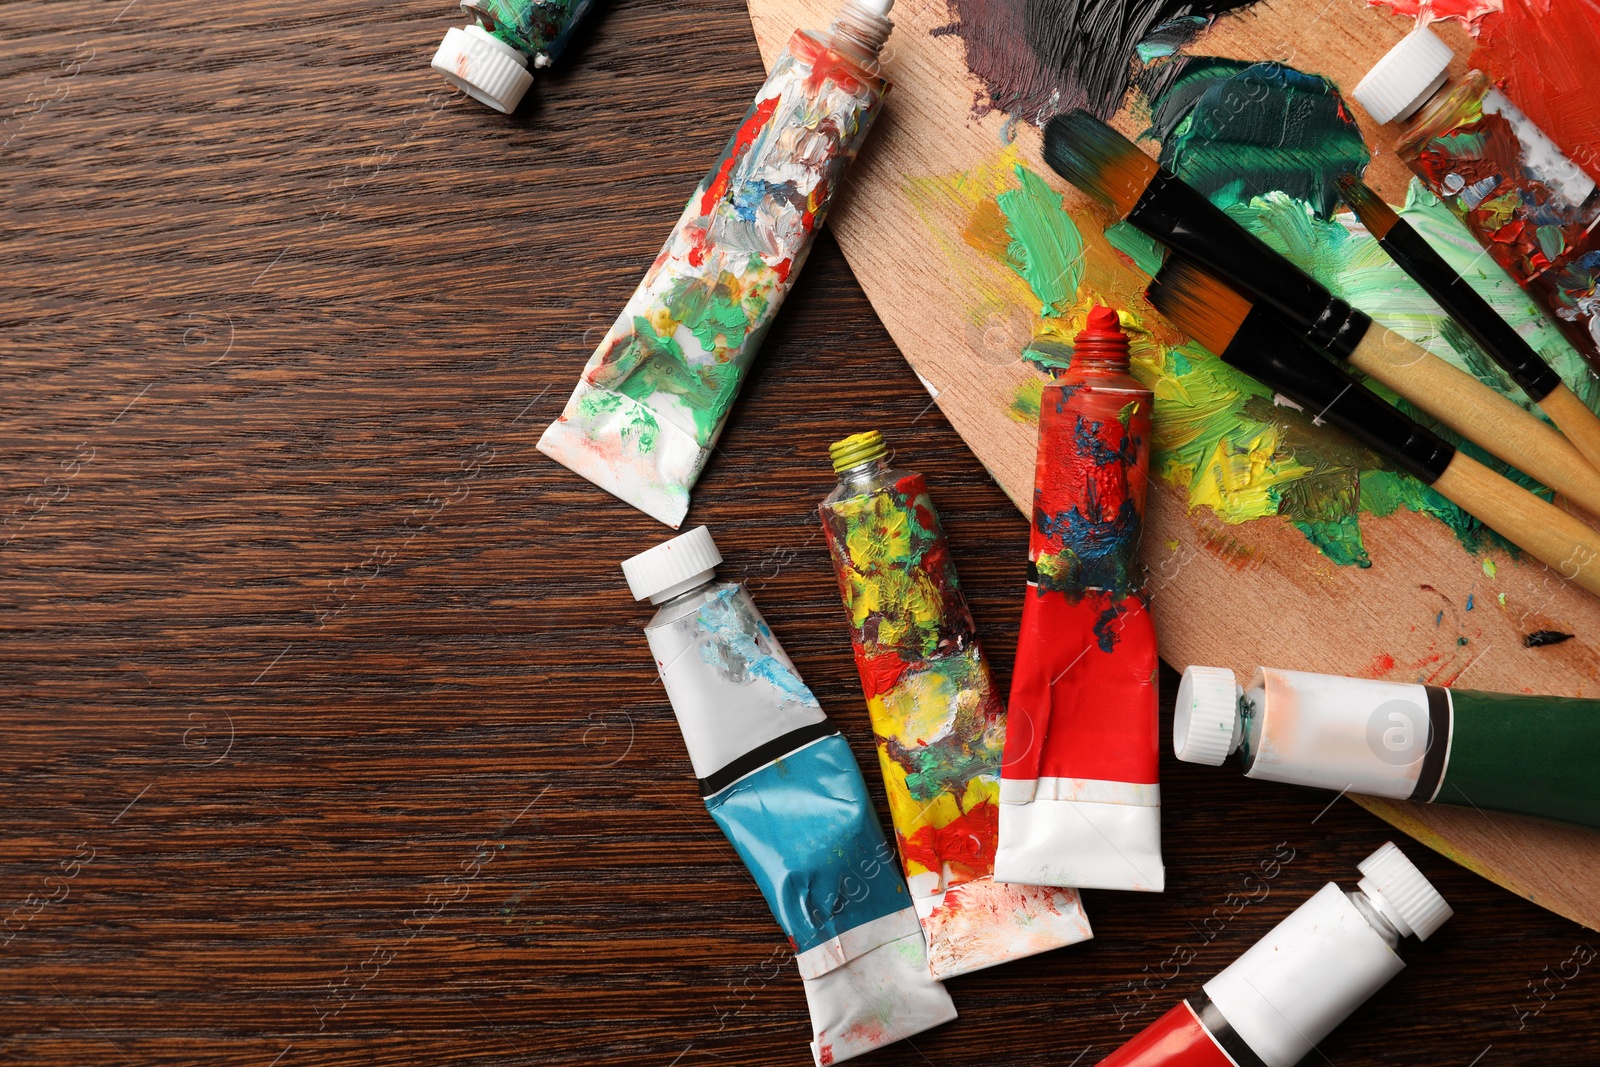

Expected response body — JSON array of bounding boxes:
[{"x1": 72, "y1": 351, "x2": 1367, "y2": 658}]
[{"x1": 746, "y1": 0, "x2": 1600, "y2": 929}]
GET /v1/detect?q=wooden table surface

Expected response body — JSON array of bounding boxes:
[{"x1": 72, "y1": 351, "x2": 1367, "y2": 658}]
[{"x1": 3, "y1": 0, "x2": 1598, "y2": 1063}]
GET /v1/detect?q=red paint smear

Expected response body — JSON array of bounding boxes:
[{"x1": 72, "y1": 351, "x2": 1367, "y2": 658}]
[
  {"x1": 852, "y1": 645, "x2": 910, "y2": 701},
  {"x1": 1099, "y1": 1001, "x2": 1239, "y2": 1067},
  {"x1": 698, "y1": 94, "x2": 783, "y2": 217},
  {"x1": 898, "y1": 800, "x2": 998, "y2": 885},
  {"x1": 1403, "y1": 647, "x2": 1475, "y2": 686},
  {"x1": 792, "y1": 30, "x2": 875, "y2": 99},
  {"x1": 1364, "y1": 652, "x2": 1397, "y2": 677},
  {"x1": 1368, "y1": 0, "x2": 1505, "y2": 27},
  {"x1": 1472, "y1": 0, "x2": 1600, "y2": 183}
]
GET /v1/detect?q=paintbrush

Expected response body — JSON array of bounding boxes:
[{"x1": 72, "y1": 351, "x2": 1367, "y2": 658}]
[
  {"x1": 1337, "y1": 174, "x2": 1600, "y2": 475},
  {"x1": 1146, "y1": 256, "x2": 1600, "y2": 596},
  {"x1": 1042, "y1": 109, "x2": 1600, "y2": 520}
]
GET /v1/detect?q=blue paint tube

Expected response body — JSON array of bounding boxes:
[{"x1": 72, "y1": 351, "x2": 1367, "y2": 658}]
[{"x1": 622, "y1": 527, "x2": 957, "y2": 1065}]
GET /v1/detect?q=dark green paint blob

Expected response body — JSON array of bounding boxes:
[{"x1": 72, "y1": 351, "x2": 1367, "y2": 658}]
[{"x1": 1148, "y1": 58, "x2": 1370, "y2": 219}]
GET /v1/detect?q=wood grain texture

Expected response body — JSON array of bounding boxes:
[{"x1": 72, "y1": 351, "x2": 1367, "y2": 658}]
[
  {"x1": 1539, "y1": 382, "x2": 1600, "y2": 477},
  {"x1": 1432, "y1": 453, "x2": 1600, "y2": 596},
  {"x1": 2, "y1": 0, "x2": 1599, "y2": 1064},
  {"x1": 747, "y1": 0, "x2": 1600, "y2": 930}
]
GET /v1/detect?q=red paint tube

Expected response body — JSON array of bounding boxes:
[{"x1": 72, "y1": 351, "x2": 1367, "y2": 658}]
[
  {"x1": 995, "y1": 307, "x2": 1163, "y2": 892},
  {"x1": 1099, "y1": 843, "x2": 1451, "y2": 1067}
]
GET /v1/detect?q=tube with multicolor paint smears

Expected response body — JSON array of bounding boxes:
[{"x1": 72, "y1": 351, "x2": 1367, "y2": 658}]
[
  {"x1": 622, "y1": 526, "x2": 957, "y2": 1065},
  {"x1": 1176, "y1": 663, "x2": 1600, "y2": 830},
  {"x1": 995, "y1": 306, "x2": 1163, "y2": 894},
  {"x1": 432, "y1": 0, "x2": 603, "y2": 113},
  {"x1": 538, "y1": 0, "x2": 894, "y2": 528},
  {"x1": 1099, "y1": 842, "x2": 1451, "y2": 1067},
  {"x1": 1352, "y1": 27, "x2": 1600, "y2": 371},
  {"x1": 816, "y1": 432, "x2": 1094, "y2": 979}
]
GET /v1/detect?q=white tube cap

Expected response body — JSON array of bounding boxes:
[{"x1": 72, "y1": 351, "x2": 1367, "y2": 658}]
[
  {"x1": 622, "y1": 526, "x2": 722, "y2": 604},
  {"x1": 1174, "y1": 665, "x2": 1243, "y2": 766},
  {"x1": 1358, "y1": 842, "x2": 1453, "y2": 941},
  {"x1": 850, "y1": 0, "x2": 894, "y2": 15},
  {"x1": 1352, "y1": 27, "x2": 1454, "y2": 125},
  {"x1": 432, "y1": 24, "x2": 534, "y2": 114}
]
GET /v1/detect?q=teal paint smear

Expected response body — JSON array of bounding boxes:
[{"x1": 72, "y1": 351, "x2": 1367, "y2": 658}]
[
  {"x1": 695, "y1": 586, "x2": 821, "y2": 708},
  {"x1": 1148, "y1": 58, "x2": 1370, "y2": 220},
  {"x1": 996, "y1": 165, "x2": 1085, "y2": 317},
  {"x1": 1134, "y1": 15, "x2": 1210, "y2": 64}
]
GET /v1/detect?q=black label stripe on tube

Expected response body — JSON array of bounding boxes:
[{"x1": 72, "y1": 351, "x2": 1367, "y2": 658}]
[
  {"x1": 697, "y1": 721, "x2": 839, "y2": 798},
  {"x1": 1191, "y1": 994, "x2": 1271, "y2": 1067},
  {"x1": 1411, "y1": 686, "x2": 1454, "y2": 804}
]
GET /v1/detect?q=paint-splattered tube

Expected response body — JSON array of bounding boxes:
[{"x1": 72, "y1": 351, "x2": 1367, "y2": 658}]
[
  {"x1": 538, "y1": 1, "x2": 893, "y2": 528},
  {"x1": 432, "y1": 0, "x2": 603, "y2": 113},
  {"x1": 621, "y1": 527, "x2": 956, "y2": 1065},
  {"x1": 1176, "y1": 663, "x2": 1600, "y2": 829},
  {"x1": 995, "y1": 307, "x2": 1163, "y2": 893},
  {"x1": 1098, "y1": 843, "x2": 1450, "y2": 1067},
  {"x1": 1353, "y1": 27, "x2": 1600, "y2": 370},
  {"x1": 817, "y1": 432, "x2": 1093, "y2": 980}
]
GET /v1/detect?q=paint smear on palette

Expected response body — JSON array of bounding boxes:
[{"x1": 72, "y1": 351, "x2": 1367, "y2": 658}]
[
  {"x1": 931, "y1": 0, "x2": 1258, "y2": 123},
  {"x1": 1148, "y1": 58, "x2": 1369, "y2": 218},
  {"x1": 907, "y1": 67, "x2": 1599, "y2": 566},
  {"x1": 1367, "y1": 0, "x2": 1503, "y2": 25}
]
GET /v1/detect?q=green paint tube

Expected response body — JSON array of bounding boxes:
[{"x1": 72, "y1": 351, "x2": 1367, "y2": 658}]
[{"x1": 1176, "y1": 664, "x2": 1600, "y2": 829}]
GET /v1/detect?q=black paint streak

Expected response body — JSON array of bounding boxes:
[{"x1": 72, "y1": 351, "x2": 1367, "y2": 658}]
[
  {"x1": 936, "y1": 0, "x2": 1259, "y2": 123},
  {"x1": 1524, "y1": 630, "x2": 1576, "y2": 648}
]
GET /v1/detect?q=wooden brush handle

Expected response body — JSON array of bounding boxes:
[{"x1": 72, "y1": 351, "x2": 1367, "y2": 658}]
[
  {"x1": 1538, "y1": 383, "x2": 1600, "y2": 477},
  {"x1": 1350, "y1": 328, "x2": 1600, "y2": 518},
  {"x1": 1433, "y1": 453, "x2": 1600, "y2": 596}
]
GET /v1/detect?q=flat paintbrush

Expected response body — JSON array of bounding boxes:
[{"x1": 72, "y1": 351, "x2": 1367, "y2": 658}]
[
  {"x1": 1042, "y1": 109, "x2": 1600, "y2": 520},
  {"x1": 1146, "y1": 256, "x2": 1600, "y2": 597},
  {"x1": 1338, "y1": 174, "x2": 1600, "y2": 475}
]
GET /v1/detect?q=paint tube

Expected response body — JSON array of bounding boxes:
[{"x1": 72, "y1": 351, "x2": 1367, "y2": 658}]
[
  {"x1": 432, "y1": 0, "x2": 603, "y2": 113},
  {"x1": 622, "y1": 526, "x2": 957, "y2": 1065},
  {"x1": 816, "y1": 432, "x2": 1093, "y2": 979},
  {"x1": 1353, "y1": 26, "x2": 1600, "y2": 370},
  {"x1": 1176, "y1": 663, "x2": 1600, "y2": 829},
  {"x1": 994, "y1": 307, "x2": 1163, "y2": 894},
  {"x1": 538, "y1": 0, "x2": 894, "y2": 528},
  {"x1": 1099, "y1": 842, "x2": 1450, "y2": 1067}
]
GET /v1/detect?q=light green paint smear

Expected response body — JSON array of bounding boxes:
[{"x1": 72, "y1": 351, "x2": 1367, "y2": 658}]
[
  {"x1": 1009, "y1": 377, "x2": 1044, "y2": 423},
  {"x1": 995, "y1": 165, "x2": 1084, "y2": 317},
  {"x1": 576, "y1": 387, "x2": 659, "y2": 455},
  {"x1": 1222, "y1": 184, "x2": 1599, "y2": 413},
  {"x1": 1105, "y1": 221, "x2": 1166, "y2": 276},
  {"x1": 1484, "y1": 558, "x2": 1498, "y2": 578}
]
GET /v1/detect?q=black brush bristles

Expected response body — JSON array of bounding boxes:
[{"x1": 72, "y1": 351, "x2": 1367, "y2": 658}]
[
  {"x1": 1336, "y1": 174, "x2": 1399, "y2": 239},
  {"x1": 1042, "y1": 110, "x2": 1159, "y2": 216}
]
